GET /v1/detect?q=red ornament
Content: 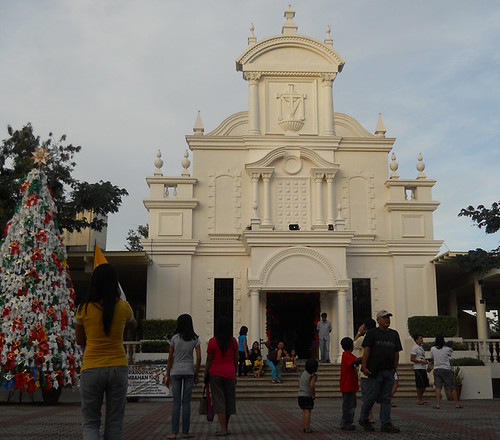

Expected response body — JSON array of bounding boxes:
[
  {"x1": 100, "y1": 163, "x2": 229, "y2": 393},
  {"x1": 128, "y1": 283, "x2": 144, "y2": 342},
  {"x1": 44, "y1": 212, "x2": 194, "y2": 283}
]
[
  {"x1": 36, "y1": 230, "x2": 47, "y2": 242},
  {"x1": 27, "y1": 193, "x2": 38, "y2": 206}
]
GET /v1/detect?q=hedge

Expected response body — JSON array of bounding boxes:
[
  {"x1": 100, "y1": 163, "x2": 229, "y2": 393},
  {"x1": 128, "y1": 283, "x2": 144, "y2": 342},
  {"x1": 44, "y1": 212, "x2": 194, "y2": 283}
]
[
  {"x1": 423, "y1": 341, "x2": 470, "y2": 351},
  {"x1": 141, "y1": 341, "x2": 170, "y2": 353},
  {"x1": 142, "y1": 319, "x2": 177, "y2": 340},
  {"x1": 407, "y1": 316, "x2": 458, "y2": 338},
  {"x1": 451, "y1": 357, "x2": 485, "y2": 366}
]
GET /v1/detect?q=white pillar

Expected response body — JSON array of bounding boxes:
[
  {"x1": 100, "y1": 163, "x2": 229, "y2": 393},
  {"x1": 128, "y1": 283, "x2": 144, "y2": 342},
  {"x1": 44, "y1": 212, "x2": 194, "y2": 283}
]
[
  {"x1": 314, "y1": 173, "x2": 325, "y2": 226},
  {"x1": 475, "y1": 277, "x2": 489, "y2": 340},
  {"x1": 246, "y1": 72, "x2": 261, "y2": 135},
  {"x1": 326, "y1": 172, "x2": 336, "y2": 225},
  {"x1": 249, "y1": 289, "x2": 260, "y2": 344},
  {"x1": 321, "y1": 73, "x2": 336, "y2": 135},
  {"x1": 337, "y1": 289, "x2": 348, "y2": 360},
  {"x1": 251, "y1": 172, "x2": 260, "y2": 219},
  {"x1": 261, "y1": 170, "x2": 273, "y2": 228}
]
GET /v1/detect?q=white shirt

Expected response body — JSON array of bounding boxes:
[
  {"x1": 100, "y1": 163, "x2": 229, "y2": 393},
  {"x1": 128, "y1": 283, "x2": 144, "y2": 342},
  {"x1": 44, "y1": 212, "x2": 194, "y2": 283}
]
[
  {"x1": 411, "y1": 343, "x2": 426, "y2": 370},
  {"x1": 430, "y1": 346, "x2": 452, "y2": 370}
]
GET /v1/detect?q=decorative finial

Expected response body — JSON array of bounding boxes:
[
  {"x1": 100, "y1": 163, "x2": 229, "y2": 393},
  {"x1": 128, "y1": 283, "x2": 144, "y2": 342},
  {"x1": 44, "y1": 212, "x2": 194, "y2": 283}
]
[
  {"x1": 31, "y1": 147, "x2": 50, "y2": 167},
  {"x1": 324, "y1": 25, "x2": 333, "y2": 46},
  {"x1": 154, "y1": 150, "x2": 163, "y2": 176},
  {"x1": 248, "y1": 23, "x2": 256, "y2": 46},
  {"x1": 389, "y1": 152, "x2": 399, "y2": 179},
  {"x1": 282, "y1": 5, "x2": 298, "y2": 35},
  {"x1": 193, "y1": 110, "x2": 204, "y2": 136},
  {"x1": 375, "y1": 113, "x2": 386, "y2": 137},
  {"x1": 416, "y1": 153, "x2": 426, "y2": 179},
  {"x1": 181, "y1": 150, "x2": 191, "y2": 177}
]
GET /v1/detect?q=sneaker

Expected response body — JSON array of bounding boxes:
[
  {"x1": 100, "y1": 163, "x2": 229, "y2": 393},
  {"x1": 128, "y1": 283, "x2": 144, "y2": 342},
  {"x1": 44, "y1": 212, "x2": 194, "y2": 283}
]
[
  {"x1": 341, "y1": 424, "x2": 356, "y2": 431},
  {"x1": 276, "y1": 378, "x2": 283, "y2": 383},
  {"x1": 381, "y1": 423, "x2": 400, "y2": 433},
  {"x1": 271, "y1": 379, "x2": 277, "y2": 384},
  {"x1": 358, "y1": 420, "x2": 375, "y2": 432}
]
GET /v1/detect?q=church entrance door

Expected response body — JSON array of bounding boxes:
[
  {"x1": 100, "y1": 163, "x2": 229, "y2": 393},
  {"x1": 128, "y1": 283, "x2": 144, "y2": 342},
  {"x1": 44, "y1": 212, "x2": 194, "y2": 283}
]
[{"x1": 265, "y1": 292, "x2": 320, "y2": 359}]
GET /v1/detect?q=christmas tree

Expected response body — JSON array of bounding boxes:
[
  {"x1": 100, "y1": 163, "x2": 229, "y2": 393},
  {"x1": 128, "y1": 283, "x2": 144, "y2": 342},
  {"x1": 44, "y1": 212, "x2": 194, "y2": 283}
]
[{"x1": 0, "y1": 148, "x2": 82, "y2": 394}]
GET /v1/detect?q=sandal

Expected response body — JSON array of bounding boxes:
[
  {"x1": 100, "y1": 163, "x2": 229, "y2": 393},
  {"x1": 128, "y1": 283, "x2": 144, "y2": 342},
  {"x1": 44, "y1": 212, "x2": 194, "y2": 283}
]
[
  {"x1": 433, "y1": 406, "x2": 440, "y2": 409},
  {"x1": 303, "y1": 428, "x2": 315, "y2": 433},
  {"x1": 455, "y1": 405, "x2": 464, "y2": 409},
  {"x1": 215, "y1": 431, "x2": 228, "y2": 436}
]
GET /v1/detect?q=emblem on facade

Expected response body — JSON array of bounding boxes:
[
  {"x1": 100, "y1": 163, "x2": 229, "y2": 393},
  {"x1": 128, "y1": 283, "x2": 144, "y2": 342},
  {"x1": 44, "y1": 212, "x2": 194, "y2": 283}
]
[{"x1": 276, "y1": 84, "x2": 306, "y2": 134}]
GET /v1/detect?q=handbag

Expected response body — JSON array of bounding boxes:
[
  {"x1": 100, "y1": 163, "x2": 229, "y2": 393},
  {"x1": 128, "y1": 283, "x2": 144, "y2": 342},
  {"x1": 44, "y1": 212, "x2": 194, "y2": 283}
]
[
  {"x1": 426, "y1": 360, "x2": 434, "y2": 373},
  {"x1": 199, "y1": 384, "x2": 208, "y2": 415},
  {"x1": 199, "y1": 383, "x2": 214, "y2": 421}
]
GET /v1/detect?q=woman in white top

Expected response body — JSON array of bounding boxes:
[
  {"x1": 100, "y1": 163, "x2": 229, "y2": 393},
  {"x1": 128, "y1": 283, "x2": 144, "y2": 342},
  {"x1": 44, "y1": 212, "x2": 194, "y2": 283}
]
[{"x1": 429, "y1": 335, "x2": 462, "y2": 409}]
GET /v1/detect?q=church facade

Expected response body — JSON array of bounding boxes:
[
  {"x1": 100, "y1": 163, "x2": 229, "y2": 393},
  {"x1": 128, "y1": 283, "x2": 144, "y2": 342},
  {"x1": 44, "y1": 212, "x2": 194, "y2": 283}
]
[{"x1": 142, "y1": 7, "x2": 442, "y2": 361}]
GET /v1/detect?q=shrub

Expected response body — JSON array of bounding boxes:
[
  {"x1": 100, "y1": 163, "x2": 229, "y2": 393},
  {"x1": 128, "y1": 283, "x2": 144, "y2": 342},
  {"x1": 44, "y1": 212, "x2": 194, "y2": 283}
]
[
  {"x1": 142, "y1": 319, "x2": 177, "y2": 340},
  {"x1": 423, "y1": 341, "x2": 470, "y2": 351},
  {"x1": 451, "y1": 357, "x2": 485, "y2": 366},
  {"x1": 141, "y1": 341, "x2": 170, "y2": 353},
  {"x1": 407, "y1": 316, "x2": 458, "y2": 338}
]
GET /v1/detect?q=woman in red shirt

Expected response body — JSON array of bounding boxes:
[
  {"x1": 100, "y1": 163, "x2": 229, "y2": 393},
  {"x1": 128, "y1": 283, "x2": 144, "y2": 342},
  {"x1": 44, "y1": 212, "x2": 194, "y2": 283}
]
[{"x1": 205, "y1": 318, "x2": 238, "y2": 436}]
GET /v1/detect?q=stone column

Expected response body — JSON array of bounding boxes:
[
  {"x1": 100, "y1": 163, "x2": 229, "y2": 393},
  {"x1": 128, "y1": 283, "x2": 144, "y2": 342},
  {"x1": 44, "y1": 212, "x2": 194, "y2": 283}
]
[
  {"x1": 251, "y1": 172, "x2": 261, "y2": 220},
  {"x1": 475, "y1": 277, "x2": 489, "y2": 340},
  {"x1": 261, "y1": 170, "x2": 274, "y2": 228},
  {"x1": 245, "y1": 72, "x2": 261, "y2": 135},
  {"x1": 249, "y1": 289, "x2": 260, "y2": 344},
  {"x1": 320, "y1": 73, "x2": 336, "y2": 136},
  {"x1": 337, "y1": 289, "x2": 348, "y2": 359},
  {"x1": 326, "y1": 172, "x2": 336, "y2": 226},
  {"x1": 311, "y1": 170, "x2": 326, "y2": 229}
]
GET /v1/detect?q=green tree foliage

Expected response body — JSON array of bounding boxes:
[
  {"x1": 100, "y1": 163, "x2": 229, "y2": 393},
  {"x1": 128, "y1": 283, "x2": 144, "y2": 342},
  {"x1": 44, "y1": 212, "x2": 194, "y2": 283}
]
[
  {"x1": 0, "y1": 124, "x2": 128, "y2": 234},
  {"x1": 453, "y1": 200, "x2": 500, "y2": 274},
  {"x1": 125, "y1": 224, "x2": 149, "y2": 251}
]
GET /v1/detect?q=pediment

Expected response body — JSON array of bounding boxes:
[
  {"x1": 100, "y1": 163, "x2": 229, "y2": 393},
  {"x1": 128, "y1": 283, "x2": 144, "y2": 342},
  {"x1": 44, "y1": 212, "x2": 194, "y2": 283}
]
[
  {"x1": 246, "y1": 146, "x2": 338, "y2": 169},
  {"x1": 334, "y1": 113, "x2": 373, "y2": 137},
  {"x1": 206, "y1": 111, "x2": 248, "y2": 136},
  {"x1": 237, "y1": 35, "x2": 344, "y2": 75}
]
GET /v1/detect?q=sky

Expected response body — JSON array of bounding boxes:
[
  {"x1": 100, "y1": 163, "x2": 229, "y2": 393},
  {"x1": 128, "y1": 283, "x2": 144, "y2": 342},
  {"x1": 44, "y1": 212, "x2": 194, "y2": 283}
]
[{"x1": 1, "y1": 1, "x2": 499, "y2": 253}]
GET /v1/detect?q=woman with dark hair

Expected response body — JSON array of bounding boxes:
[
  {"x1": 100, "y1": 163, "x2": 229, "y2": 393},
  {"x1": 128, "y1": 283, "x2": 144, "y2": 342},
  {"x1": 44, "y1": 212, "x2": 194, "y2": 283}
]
[
  {"x1": 430, "y1": 335, "x2": 462, "y2": 409},
  {"x1": 166, "y1": 314, "x2": 201, "y2": 439},
  {"x1": 237, "y1": 326, "x2": 249, "y2": 377},
  {"x1": 205, "y1": 318, "x2": 238, "y2": 436},
  {"x1": 75, "y1": 263, "x2": 137, "y2": 440}
]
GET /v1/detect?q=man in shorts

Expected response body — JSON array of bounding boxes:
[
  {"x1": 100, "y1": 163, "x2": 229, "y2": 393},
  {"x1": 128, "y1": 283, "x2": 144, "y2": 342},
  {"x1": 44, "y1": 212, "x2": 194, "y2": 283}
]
[{"x1": 410, "y1": 334, "x2": 429, "y2": 405}]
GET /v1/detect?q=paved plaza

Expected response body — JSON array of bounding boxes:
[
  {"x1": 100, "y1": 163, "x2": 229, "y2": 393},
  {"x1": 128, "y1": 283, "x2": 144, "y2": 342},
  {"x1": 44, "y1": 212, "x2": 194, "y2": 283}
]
[{"x1": 0, "y1": 396, "x2": 499, "y2": 439}]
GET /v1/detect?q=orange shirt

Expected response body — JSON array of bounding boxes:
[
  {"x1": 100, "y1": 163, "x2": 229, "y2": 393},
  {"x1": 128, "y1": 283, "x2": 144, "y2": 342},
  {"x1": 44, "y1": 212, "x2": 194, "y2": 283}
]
[{"x1": 75, "y1": 300, "x2": 133, "y2": 371}]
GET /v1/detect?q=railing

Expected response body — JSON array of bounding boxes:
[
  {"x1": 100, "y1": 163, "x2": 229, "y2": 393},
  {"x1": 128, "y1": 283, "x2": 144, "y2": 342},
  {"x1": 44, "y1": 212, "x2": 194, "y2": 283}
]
[{"x1": 462, "y1": 339, "x2": 500, "y2": 364}]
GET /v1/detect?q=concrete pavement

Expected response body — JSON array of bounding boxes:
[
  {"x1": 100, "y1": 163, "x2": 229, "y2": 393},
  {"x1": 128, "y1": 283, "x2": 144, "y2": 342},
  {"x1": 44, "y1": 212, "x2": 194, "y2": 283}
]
[{"x1": 0, "y1": 397, "x2": 499, "y2": 439}]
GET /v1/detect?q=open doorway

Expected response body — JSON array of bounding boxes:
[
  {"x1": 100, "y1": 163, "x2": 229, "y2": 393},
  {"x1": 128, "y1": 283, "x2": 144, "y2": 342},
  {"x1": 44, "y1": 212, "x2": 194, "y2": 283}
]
[{"x1": 266, "y1": 292, "x2": 320, "y2": 359}]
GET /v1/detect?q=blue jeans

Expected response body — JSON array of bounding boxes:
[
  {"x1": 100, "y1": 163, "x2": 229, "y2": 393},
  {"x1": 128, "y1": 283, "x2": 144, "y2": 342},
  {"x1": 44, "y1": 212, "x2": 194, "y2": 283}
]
[
  {"x1": 80, "y1": 366, "x2": 129, "y2": 440},
  {"x1": 266, "y1": 359, "x2": 282, "y2": 380},
  {"x1": 170, "y1": 375, "x2": 195, "y2": 435},
  {"x1": 341, "y1": 392, "x2": 357, "y2": 427},
  {"x1": 360, "y1": 369, "x2": 394, "y2": 426},
  {"x1": 319, "y1": 338, "x2": 330, "y2": 362}
]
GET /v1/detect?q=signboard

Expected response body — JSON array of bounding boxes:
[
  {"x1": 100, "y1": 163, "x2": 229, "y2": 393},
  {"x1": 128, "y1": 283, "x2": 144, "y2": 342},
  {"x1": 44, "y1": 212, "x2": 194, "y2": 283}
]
[{"x1": 127, "y1": 364, "x2": 171, "y2": 398}]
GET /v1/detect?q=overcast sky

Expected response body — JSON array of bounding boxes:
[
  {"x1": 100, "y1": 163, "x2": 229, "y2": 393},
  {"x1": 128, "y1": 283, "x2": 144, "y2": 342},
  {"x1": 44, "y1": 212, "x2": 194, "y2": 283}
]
[{"x1": 1, "y1": 1, "x2": 499, "y2": 253}]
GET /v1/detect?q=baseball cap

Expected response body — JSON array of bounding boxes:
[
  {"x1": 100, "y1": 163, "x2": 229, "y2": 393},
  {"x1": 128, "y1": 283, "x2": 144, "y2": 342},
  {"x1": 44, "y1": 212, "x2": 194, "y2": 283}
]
[{"x1": 376, "y1": 309, "x2": 393, "y2": 318}]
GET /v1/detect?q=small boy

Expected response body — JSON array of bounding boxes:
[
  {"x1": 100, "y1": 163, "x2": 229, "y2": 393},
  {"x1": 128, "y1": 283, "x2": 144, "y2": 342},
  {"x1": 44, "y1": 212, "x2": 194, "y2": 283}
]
[
  {"x1": 340, "y1": 337, "x2": 362, "y2": 430},
  {"x1": 298, "y1": 359, "x2": 318, "y2": 433},
  {"x1": 253, "y1": 354, "x2": 264, "y2": 377}
]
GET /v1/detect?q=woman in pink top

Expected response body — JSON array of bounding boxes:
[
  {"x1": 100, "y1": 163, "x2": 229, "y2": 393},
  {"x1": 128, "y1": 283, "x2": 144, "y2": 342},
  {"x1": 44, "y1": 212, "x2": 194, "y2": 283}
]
[{"x1": 205, "y1": 318, "x2": 238, "y2": 436}]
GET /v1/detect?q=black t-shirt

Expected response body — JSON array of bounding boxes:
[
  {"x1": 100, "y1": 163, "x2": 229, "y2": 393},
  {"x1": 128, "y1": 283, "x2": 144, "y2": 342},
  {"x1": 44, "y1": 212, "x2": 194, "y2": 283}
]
[{"x1": 362, "y1": 327, "x2": 402, "y2": 373}]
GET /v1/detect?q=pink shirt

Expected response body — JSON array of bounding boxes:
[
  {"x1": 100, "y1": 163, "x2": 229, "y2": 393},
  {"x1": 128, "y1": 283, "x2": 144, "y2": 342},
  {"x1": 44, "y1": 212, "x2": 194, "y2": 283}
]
[{"x1": 207, "y1": 337, "x2": 238, "y2": 379}]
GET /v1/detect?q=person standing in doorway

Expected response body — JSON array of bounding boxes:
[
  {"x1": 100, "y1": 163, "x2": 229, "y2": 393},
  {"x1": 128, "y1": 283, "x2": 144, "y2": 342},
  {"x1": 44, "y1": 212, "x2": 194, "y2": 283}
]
[
  {"x1": 359, "y1": 310, "x2": 402, "y2": 433},
  {"x1": 316, "y1": 312, "x2": 332, "y2": 363}
]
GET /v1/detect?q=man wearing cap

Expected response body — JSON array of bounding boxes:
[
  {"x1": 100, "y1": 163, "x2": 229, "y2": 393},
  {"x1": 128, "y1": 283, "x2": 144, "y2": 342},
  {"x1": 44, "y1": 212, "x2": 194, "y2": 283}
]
[{"x1": 359, "y1": 310, "x2": 402, "y2": 433}]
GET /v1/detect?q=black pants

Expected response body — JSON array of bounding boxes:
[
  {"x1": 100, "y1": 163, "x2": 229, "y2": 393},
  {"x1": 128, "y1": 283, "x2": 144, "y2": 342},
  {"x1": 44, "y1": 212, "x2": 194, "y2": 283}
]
[{"x1": 238, "y1": 351, "x2": 248, "y2": 376}]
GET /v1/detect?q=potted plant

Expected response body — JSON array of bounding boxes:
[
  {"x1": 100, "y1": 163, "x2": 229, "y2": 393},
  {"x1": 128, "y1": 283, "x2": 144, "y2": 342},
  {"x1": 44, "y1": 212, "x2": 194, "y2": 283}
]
[{"x1": 450, "y1": 366, "x2": 464, "y2": 400}]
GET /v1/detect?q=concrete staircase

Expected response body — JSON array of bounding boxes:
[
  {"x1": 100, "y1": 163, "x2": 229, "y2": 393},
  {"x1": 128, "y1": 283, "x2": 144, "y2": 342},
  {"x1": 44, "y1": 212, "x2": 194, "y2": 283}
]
[{"x1": 193, "y1": 362, "x2": 431, "y2": 400}]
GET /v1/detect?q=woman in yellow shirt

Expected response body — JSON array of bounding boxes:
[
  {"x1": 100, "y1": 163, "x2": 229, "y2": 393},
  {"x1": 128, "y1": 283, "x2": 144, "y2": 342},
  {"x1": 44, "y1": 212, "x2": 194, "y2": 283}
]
[{"x1": 75, "y1": 264, "x2": 137, "y2": 440}]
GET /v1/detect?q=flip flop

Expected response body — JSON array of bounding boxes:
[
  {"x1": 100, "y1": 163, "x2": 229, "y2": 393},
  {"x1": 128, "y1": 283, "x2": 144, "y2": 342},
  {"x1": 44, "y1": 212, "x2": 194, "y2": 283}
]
[
  {"x1": 433, "y1": 406, "x2": 440, "y2": 409},
  {"x1": 455, "y1": 405, "x2": 464, "y2": 409},
  {"x1": 215, "y1": 431, "x2": 228, "y2": 437}
]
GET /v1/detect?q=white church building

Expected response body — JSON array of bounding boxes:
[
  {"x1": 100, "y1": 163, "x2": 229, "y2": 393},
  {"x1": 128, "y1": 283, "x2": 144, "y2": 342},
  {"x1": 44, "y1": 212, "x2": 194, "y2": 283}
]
[{"x1": 141, "y1": 7, "x2": 442, "y2": 361}]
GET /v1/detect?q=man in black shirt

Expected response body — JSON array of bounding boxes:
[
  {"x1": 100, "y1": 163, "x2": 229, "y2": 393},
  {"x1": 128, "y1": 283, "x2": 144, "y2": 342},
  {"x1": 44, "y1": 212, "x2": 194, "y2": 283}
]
[{"x1": 359, "y1": 310, "x2": 402, "y2": 433}]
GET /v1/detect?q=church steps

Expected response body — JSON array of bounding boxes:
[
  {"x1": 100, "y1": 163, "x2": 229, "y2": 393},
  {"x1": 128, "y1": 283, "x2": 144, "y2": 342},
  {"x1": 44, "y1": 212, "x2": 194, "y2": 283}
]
[{"x1": 192, "y1": 363, "x2": 431, "y2": 400}]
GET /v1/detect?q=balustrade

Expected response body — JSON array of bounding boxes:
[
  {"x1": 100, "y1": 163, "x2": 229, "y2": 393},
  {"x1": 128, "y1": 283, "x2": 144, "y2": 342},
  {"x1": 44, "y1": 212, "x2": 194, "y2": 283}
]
[{"x1": 462, "y1": 339, "x2": 500, "y2": 364}]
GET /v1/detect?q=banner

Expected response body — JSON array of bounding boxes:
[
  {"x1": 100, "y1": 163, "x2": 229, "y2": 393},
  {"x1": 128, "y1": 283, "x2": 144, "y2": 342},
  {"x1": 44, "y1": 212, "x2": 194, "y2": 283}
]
[{"x1": 127, "y1": 364, "x2": 171, "y2": 398}]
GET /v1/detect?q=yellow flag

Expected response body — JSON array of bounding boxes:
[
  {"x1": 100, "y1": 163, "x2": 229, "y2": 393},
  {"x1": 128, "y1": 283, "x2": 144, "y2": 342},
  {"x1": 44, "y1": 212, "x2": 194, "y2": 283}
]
[{"x1": 93, "y1": 244, "x2": 108, "y2": 271}]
